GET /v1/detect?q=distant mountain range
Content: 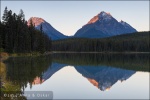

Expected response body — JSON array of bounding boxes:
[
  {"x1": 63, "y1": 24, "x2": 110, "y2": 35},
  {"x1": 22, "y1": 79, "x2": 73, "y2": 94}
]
[
  {"x1": 28, "y1": 11, "x2": 137, "y2": 40},
  {"x1": 27, "y1": 17, "x2": 67, "y2": 40}
]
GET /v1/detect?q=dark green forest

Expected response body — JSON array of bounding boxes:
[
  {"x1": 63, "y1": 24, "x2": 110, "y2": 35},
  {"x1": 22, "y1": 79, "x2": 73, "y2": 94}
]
[
  {"x1": 0, "y1": 7, "x2": 51, "y2": 53},
  {"x1": 52, "y1": 31, "x2": 150, "y2": 52}
]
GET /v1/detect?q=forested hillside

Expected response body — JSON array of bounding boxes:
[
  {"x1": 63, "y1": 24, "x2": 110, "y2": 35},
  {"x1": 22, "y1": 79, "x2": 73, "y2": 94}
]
[
  {"x1": 0, "y1": 7, "x2": 51, "y2": 53},
  {"x1": 52, "y1": 31, "x2": 150, "y2": 52}
]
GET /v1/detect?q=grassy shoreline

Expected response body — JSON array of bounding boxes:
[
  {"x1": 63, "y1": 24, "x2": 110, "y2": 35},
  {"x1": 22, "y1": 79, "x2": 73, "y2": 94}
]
[{"x1": 0, "y1": 52, "x2": 52, "y2": 61}]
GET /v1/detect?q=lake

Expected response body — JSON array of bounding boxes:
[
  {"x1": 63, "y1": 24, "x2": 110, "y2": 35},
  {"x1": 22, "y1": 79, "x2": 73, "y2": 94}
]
[{"x1": 1, "y1": 53, "x2": 149, "y2": 99}]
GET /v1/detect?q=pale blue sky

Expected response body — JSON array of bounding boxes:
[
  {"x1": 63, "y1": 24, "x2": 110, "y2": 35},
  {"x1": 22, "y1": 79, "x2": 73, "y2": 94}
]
[{"x1": 1, "y1": 1, "x2": 149, "y2": 36}]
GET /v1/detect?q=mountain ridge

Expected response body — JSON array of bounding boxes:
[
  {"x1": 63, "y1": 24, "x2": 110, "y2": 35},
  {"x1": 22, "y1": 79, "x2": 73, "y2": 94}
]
[{"x1": 27, "y1": 11, "x2": 138, "y2": 40}]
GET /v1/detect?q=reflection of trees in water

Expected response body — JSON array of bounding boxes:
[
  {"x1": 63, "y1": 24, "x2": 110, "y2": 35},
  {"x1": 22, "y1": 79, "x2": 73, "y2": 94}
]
[
  {"x1": 0, "y1": 61, "x2": 27, "y2": 99},
  {"x1": 4, "y1": 55, "x2": 52, "y2": 89},
  {"x1": 52, "y1": 53, "x2": 149, "y2": 72},
  {"x1": 1, "y1": 55, "x2": 52, "y2": 99}
]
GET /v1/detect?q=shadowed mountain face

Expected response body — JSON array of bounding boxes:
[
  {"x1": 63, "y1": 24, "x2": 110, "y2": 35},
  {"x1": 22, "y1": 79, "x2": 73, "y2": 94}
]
[
  {"x1": 27, "y1": 17, "x2": 67, "y2": 40},
  {"x1": 74, "y1": 11, "x2": 137, "y2": 38},
  {"x1": 75, "y1": 66, "x2": 135, "y2": 91}
]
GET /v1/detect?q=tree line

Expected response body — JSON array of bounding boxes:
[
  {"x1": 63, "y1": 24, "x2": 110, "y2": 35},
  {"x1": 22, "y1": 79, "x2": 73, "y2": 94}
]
[
  {"x1": 0, "y1": 7, "x2": 51, "y2": 53},
  {"x1": 52, "y1": 31, "x2": 150, "y2": 52}
]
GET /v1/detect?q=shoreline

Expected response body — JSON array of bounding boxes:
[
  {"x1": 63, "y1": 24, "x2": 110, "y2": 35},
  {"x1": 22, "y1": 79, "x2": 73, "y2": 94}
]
[
  {"x1": 0, "y1": 52, "x2": 52, "y2": 61},
  {"x1": 0, "y1": 51, "x2": 149, "y2": 60},
  {"x1": 52, "y1": 51, "x2": 150, "y2": 54}
]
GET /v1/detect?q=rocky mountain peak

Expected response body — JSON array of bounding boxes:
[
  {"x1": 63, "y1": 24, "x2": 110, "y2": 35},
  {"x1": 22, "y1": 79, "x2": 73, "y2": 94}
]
[
  {"x1": 87, "y1": 11, "x2": 112, "y2": 25},
  {"x1": 98, "y1": 11, "x2": 111, "y2": 17}
]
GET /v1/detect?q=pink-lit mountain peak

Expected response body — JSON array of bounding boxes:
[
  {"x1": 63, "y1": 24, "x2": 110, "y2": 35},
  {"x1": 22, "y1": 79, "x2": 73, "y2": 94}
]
[
  {"x1": 27, "y1": 17, "x2": 67, "y2": 40},
  {"x1": 87, "y1": 11, "x2": 112, "y2": 24},
  {"x1": 27, "y1": 17, "x2": 45, "y2": 26}
]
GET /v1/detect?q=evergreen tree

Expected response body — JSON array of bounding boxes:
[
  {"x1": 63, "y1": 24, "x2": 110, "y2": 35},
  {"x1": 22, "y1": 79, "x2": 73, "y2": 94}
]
[
  {"x1": 18, "y1": 9, "x2": 25, "y2": 20},
  {"x1": 0, "y1": 21, "x2": 2, "y2": 49},
  {"x1": 2, "y1": 7, "x2": 8, "y2": 25}
]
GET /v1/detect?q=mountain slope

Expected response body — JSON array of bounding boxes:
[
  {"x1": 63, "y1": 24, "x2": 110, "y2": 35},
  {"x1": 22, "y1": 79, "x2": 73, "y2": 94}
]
[
  {"x1": 27, "y1": 17, "x2": 67, "y2": 40},
  {"x1": 74, "y1": 11, "x2": 137, "y2": 38}
]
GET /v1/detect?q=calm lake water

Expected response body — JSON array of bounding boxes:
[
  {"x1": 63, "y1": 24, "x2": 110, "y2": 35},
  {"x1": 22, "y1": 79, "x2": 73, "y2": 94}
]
[{"x1": 1, "y1": 53, "x2": 149, "y2": 99}]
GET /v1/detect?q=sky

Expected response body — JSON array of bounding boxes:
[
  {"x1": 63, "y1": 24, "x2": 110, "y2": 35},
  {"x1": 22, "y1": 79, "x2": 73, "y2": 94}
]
[{"x1": 1, "y1": 1, "x2": 149, "y2": 36}]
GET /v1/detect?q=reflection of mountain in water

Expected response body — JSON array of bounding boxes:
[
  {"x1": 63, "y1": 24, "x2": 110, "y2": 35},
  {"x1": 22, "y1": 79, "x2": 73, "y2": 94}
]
[
  {"x1": 4, "y1": 53, "x2": 147, "y2": 91},
  {"x1": 38, "y1": 63, "x2": 135, "y2": 91},
  {"x1": 42, "y1": 63, "x2": 66, "y2": 81},
  {"x1": 32, "y1": 63, "x2": 66, "y2": 85},
  {"x1": 75, "y1": 66, "x2": 136, "y2": 91}
]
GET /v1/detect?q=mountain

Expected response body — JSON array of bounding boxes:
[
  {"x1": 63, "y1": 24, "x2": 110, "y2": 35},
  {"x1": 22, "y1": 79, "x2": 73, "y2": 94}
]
[
  {"x1": 27, "y1": 17, "x2": 67, "y2": 40},
  {"x1": 74, "y1": 11, "x2": 137, "y2": 38}
]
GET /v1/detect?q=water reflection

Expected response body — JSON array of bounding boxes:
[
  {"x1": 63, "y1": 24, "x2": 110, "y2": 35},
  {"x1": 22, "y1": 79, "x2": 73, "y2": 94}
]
[
  {"x1": 75, "y1": 66, "x2": 135, "y2": 91},
  {"x1": 40, "y1": 63, "x2": 136, "y2": 91},
  {"x1": 1, "y1": 53, "x2": 149, "y2": 99},
  {"x1": 52, "y1": 53, "x2": 149, "y2": 72},
  {"x1": 4, "y1": 55, "x2": 52, "y2": 88},
  {"x1": 1, "y1": 55, "x2": 52, "y2": 99}
]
